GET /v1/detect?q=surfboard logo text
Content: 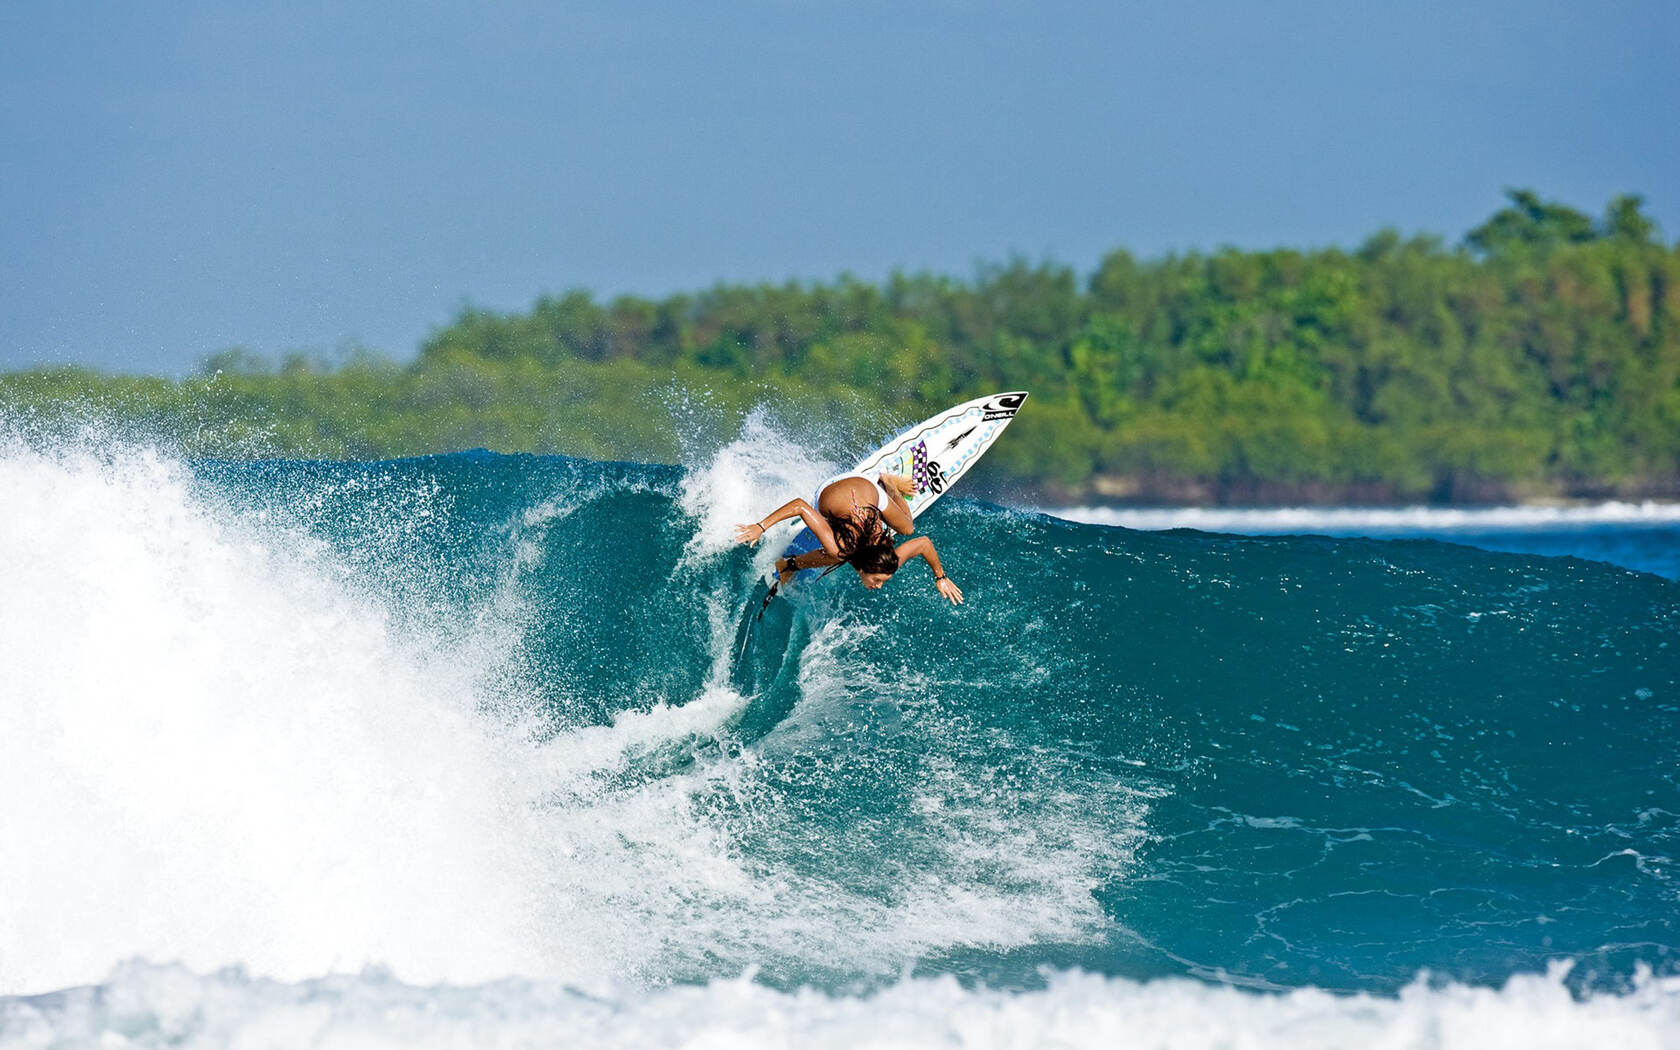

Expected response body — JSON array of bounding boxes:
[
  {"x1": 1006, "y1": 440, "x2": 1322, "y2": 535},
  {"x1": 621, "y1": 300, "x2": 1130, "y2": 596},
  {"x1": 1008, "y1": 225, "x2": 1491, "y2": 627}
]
[{"x1": 982, "y1": 392, "x2": 1027, "y2": 419}]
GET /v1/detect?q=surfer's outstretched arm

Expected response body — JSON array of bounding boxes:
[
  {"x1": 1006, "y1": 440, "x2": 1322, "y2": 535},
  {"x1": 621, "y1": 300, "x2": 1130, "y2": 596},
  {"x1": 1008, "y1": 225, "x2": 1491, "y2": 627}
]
[
  {"x1": 894, "y1": 535, "x2": 963, "y2": 604},
  {"x1": 735, "y1": 499, "x2": 840, "y2": 555}
]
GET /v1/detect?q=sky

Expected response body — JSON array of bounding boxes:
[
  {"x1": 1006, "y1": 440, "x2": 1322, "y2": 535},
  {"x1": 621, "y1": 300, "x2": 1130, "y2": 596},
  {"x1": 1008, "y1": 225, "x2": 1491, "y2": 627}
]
[{"x1": 2, "y1": 0, "x2": 1677, "y2": 375}]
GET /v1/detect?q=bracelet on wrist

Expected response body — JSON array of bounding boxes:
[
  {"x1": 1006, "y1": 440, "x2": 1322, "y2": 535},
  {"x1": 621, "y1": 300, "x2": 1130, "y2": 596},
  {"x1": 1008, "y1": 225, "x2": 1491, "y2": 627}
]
[{"x1": 934, "y1": 574, "x2": 948, "y2": 581}]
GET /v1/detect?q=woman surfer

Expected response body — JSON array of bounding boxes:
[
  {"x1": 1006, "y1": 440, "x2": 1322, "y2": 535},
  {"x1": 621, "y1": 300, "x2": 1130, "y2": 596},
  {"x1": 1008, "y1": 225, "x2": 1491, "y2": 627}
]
[{"x1": 735, "y1": 471, "x2": 965, "y2": 604}]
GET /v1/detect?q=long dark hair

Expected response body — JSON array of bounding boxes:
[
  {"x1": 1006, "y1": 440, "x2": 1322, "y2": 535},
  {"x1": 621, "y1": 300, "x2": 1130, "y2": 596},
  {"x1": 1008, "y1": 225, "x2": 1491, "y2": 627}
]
[{"x1": 831, "y1": 506, "x2": 900, "y2": 576}]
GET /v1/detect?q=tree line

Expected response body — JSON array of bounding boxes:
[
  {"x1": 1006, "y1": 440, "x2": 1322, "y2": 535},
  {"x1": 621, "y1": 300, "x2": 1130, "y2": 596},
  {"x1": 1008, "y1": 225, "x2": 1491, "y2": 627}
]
[{"x1": 4, "y1": 189, "x2": 1677, "y2": 503}]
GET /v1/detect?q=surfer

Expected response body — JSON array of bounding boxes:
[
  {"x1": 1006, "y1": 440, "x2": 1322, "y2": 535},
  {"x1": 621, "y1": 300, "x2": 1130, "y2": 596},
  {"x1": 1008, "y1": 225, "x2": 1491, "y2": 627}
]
[{"x1": 735, "y1": 472, "x2": 965, "y2": 604}]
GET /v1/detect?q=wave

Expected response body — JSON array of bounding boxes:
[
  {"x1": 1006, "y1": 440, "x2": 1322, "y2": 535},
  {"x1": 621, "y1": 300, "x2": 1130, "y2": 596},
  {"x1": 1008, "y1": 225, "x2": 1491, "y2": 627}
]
[
  {"x1": 0, "y1": 429, "x2": 1142, "y2": 996},
  {"x1": 2, "y1": 421, "x2": 1678, "y2": 1007}
]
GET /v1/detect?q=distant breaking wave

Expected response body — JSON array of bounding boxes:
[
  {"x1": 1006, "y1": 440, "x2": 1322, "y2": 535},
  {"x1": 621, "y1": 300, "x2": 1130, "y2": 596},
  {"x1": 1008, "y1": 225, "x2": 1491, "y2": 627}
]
[{"x1": 1046, "y1": 501, "x2": 1680, "y2": 534}]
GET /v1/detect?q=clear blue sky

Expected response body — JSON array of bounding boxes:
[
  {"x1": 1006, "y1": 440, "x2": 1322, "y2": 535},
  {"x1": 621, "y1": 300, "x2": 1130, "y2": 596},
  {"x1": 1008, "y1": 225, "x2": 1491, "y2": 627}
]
[{"x1": 3, "y1": 0, "x2": 1676, "y2": 374}]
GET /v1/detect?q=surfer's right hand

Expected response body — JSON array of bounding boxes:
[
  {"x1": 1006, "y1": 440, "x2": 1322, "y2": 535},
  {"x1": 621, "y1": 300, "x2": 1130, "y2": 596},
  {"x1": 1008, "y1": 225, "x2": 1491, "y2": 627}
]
[{"x1": 735, "y1": 522, "x2": 766, "y2": 546}]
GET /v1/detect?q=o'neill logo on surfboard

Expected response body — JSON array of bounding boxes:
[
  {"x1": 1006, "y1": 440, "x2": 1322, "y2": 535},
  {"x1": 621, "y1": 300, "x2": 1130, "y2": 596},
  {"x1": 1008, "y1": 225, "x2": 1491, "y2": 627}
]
[{"x1": 982, "y1": 392, "x2": 1027, "y2": 420}]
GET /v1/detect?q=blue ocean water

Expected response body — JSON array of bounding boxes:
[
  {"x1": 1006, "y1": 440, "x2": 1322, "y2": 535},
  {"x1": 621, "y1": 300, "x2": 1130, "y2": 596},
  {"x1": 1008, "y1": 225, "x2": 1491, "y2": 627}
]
[
  {"x1": 1053, "y1": 504, "x2": 1680, "y2": 582},
  {"x1": 1433, "y1": 527, "x2": 1680, "y2": 582},
  {"x1": 2, "y1": 435, "x2": 1678, "y2": 1047}
]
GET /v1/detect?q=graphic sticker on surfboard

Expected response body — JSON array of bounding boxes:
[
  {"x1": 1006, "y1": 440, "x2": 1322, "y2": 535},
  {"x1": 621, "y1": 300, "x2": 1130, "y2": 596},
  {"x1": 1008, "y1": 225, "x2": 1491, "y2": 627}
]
[{"x1": 774, "y1": 390, "x2": 1029, "y2": 573}]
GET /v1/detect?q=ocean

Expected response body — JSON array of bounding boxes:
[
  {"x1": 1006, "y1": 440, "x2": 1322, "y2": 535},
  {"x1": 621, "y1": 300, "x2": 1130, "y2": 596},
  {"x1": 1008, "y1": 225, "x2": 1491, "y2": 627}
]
[{"x1": 2, "y1": 427, "x2": 1678, "y2": 1048}]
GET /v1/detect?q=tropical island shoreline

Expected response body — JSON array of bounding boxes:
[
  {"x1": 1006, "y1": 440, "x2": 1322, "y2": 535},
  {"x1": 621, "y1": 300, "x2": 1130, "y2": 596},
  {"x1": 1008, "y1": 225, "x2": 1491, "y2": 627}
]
[{"x1": 5, "y1": 189, "x2": 1678, "y2": 509}]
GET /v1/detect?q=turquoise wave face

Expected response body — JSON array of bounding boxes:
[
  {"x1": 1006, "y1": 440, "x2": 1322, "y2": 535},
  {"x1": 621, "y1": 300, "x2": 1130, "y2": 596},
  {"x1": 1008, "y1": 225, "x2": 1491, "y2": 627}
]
[
  {"x1": 11, "y1": 444, "x2": 1676, "y2": 998},
  {"x1": 191, "y1": 452, "x2": 1680, "y2": 994}
]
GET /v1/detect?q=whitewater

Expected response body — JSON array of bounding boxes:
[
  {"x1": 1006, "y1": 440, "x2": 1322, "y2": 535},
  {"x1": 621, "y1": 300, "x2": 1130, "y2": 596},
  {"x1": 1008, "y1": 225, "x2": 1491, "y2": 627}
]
[{"x1": 2, "y1": 423, "x2": 1678, "y2": 1048}]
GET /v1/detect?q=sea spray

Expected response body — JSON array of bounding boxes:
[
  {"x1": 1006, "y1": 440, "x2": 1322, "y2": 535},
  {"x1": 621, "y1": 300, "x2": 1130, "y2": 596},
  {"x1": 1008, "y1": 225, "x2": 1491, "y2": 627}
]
[{"x1": 676, "y1": 405, "x2": 836, "y2": 569}]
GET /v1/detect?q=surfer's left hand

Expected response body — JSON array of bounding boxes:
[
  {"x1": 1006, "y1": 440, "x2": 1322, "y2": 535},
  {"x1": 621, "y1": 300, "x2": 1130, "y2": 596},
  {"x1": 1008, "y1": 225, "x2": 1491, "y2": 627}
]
[
  {"x1": 735, "y1": 522, "x2": 766, "y2": 546},
  {"x1": 936, "y1": 577, "x2": 964, "y2": 605}
]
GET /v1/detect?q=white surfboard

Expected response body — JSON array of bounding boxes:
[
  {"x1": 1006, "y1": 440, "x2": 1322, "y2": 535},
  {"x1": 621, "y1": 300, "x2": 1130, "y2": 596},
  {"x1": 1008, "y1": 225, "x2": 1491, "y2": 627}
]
[
  {"x1": 850, "y1": 390, "x2": 1029, "y2": 519},
  {"x1": 774, "y1": 390, "x2": 1029, "y2": 568}
]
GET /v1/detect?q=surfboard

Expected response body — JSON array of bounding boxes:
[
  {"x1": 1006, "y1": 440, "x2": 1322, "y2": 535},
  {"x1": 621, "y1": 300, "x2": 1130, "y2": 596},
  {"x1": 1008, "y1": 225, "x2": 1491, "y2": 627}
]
[{"x1": 769, "y1": 390, "x2": 1029, "y2": 584}]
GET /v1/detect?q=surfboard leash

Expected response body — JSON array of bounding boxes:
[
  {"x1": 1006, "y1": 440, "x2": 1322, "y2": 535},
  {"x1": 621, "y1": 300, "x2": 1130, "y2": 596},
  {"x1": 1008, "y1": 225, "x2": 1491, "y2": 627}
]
[
  {"x1": 751, "y1": 561, "x2": 844, "y2": 623},
  {"x1": 754, "y1": 579, "x2": 781, "y2": 622}
]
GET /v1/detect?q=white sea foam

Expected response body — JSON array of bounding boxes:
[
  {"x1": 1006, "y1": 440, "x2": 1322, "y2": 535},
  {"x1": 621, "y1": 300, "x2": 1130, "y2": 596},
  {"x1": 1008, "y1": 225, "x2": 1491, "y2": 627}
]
[
  {"x1": 677, "y1": 406, "x2": 836, "y2": 568},
  {"x1": 3, "y1": 961, "x2": 1677, "y2": 1050},
  {"x1": 1046, "y1": 501, "x2": 1680, "y2": 535},
  {"x1": 0, "y1": 439, "x2": 556, "y2": 993}
]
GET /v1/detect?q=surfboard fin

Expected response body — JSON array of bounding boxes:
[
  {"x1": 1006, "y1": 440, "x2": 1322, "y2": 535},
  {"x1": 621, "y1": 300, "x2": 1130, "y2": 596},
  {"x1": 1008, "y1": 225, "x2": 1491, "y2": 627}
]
[{"x1": 754, "y1": 579, "x2": 780, "y2": 622}]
